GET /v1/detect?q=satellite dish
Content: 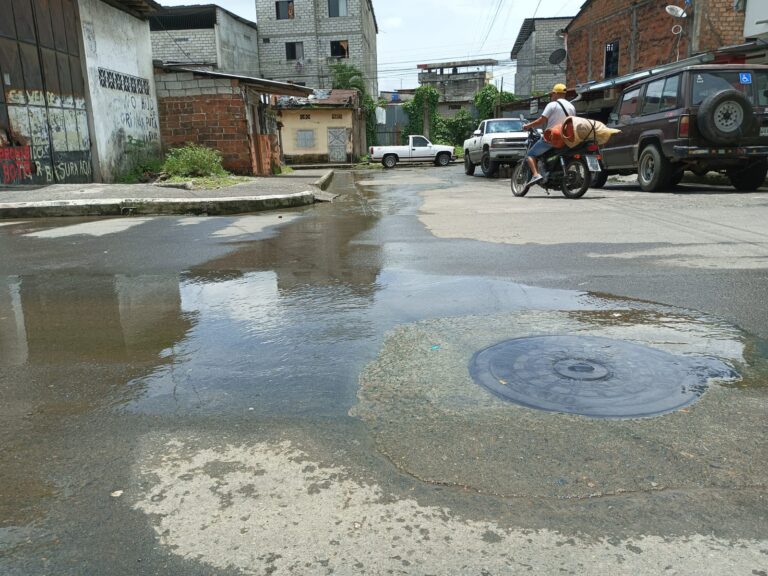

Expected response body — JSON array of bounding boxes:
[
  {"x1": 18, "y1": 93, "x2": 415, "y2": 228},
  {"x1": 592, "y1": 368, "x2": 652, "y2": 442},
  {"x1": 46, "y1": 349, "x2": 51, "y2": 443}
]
[
  {"x1": 666, "y1": 5, "x2": 687, "y2": 17},
  {"x1": 548, "y1": 48, "x2": 567, "y2": 65}
]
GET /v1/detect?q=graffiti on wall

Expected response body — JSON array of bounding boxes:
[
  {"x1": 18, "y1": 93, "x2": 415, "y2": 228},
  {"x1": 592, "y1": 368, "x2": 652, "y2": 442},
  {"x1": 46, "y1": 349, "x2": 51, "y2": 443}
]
[
  {"x1": 113, "y1": 93, "x2": 159, "y2": 141},
  {"x1": 0, "y1": 146, "x2": 33, "y2": 185},
  {"x1": 2, "y1": 89, "x2": 92, "y2": 186},
  {"x1": 96, "y1": 68, "x2": 160, "y2": 178}
]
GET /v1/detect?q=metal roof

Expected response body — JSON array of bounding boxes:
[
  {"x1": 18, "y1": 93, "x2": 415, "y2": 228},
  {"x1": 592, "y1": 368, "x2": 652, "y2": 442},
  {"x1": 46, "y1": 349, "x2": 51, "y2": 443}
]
[
  {"x1": 102, "y1": 0, "x2": 161, "y2": 18},
  {"x1": 575, "y1": 41, "x2": 768, "y2": 94},
  {"x1": 165, "y1": 66, "x2": 315, "y2": 97}
]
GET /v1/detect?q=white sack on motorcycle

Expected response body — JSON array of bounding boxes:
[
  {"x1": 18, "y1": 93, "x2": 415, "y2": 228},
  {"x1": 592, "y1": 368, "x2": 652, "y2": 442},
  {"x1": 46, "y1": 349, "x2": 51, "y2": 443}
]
[{"x1": 561, "y1": 117, "x2": 621, "y2": 148}]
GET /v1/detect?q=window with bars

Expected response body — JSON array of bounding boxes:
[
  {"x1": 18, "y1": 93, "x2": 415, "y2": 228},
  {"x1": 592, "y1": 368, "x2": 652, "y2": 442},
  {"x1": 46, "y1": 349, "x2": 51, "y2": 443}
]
[
  {"x1": 297, "y1": 129, "x2": 315, "y2": 148},
  {"x1": 604, "y1": 41, "x2": 620, "y2": 79},
  {"x1": 275, "y1": 1, "x2": 294, "y2": 20},
  {"x1": 285, "y1": 42, "x2": 304, "y2": 61},
  {"x1": 329, "y1": 0, "x2": 348, "y2": 17}
]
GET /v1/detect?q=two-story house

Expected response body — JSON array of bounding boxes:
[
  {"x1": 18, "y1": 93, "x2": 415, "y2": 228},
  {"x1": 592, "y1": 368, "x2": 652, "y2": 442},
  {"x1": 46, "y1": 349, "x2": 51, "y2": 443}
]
[{"x1": 255, "y1": 0, "x2": 378, "y2": 96}]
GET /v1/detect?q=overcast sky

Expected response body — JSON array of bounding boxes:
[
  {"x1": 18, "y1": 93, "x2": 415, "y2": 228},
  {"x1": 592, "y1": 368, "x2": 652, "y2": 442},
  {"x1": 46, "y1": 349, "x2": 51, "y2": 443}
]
[{"x1": 157, "y1": 0, "x2": 586, "y2": 93}]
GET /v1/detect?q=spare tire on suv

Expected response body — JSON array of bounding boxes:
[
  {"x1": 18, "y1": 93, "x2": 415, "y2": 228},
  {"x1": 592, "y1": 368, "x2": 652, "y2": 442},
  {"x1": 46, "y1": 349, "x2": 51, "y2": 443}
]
[{"x1": 697, "y1": 89, "x2": 755, "y2": 145}]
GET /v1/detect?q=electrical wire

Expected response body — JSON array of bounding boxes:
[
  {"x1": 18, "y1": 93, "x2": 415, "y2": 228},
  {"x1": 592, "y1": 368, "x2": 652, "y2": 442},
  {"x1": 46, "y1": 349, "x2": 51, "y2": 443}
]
[{"x1": 477, "y1": 0, "x2": 505, "y2": 52}]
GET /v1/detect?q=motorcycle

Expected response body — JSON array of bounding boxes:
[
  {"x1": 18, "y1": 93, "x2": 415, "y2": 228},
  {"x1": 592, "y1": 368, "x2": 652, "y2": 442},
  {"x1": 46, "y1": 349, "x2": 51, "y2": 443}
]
[{"x1": 511, "y1": 129, "x2": 603, "y2": 199}]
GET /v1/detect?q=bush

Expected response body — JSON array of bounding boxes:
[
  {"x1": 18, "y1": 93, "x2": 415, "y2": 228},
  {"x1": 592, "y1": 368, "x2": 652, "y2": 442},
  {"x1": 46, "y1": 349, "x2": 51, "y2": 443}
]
[{"x1": 163, "y1": 144, "x2": 227, "y2": 177}]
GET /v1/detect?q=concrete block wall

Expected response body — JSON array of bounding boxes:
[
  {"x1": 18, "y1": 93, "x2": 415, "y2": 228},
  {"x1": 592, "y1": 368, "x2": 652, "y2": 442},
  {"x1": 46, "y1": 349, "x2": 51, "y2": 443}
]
[
  {"x1": 155, "y1": 72, "x2": 252, "y2": 174},
  {"x1": 514, "y1": 18, "x2": 570, "y2": 96},
  {"x1": 215, "y1": 8, "x2": 260, "y2": 75},
  {"x1": 151, "y1": 29, "x2": 217, "y2": 65},
  {"x1": 255, "y1": 0, "x2": 377, "y2": 93}
]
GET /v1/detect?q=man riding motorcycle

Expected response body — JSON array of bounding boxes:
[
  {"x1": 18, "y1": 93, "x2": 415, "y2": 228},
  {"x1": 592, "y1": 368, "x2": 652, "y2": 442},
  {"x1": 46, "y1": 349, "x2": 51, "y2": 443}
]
[{"x1": 521, "y1": 83, "x2": 575, "y2": 190}]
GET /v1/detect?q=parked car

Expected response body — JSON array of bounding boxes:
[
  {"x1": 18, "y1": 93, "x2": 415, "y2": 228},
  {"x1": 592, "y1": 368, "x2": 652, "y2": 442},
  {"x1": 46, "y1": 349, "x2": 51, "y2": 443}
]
[
  {"x1": 463, "y1": 118, "x2": 528, "y2": 177},
  {"x1": 598, "y1": 64, "x2": 768, "y2": 191},
  {"x1": 369, "y1": 136, "x2": 456, "y2": 169}
]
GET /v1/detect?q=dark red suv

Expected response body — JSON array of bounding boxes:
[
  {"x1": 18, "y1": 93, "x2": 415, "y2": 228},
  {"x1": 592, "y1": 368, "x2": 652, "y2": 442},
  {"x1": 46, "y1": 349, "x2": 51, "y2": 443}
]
[{"x1": 598, "y1": 64, "x2": 768, "y2": 192}]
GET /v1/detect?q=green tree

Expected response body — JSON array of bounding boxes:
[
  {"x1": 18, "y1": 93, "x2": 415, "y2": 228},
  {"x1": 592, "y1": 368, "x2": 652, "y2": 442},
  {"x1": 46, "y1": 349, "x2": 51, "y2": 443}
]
[
  {"x1": 401, "y1": 85, "x2": 440, "y2": 142},
  {"x1": 440, "y1": 109, "x2": 476, "y2": 146},
  {"x1": 329, "y1": 62, "x2": 378, "y2": 148},
  {"x1": 474, "y1": 85, "x2": 517, "y2": 120},
  {"x1": 329, "y1": 61, "x2": 367, "y2": 93}
]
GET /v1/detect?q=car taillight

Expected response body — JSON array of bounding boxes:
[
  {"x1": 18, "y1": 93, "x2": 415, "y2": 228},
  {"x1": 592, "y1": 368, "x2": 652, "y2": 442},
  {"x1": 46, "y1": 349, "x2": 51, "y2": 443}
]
[
  {"x1": 369, "y1": 146, "x2": 373, "y2": 155},
  {"x1": 587, "y1": 144, "x2": 599, "y2": 152},
  {"x1": 678, "y1": 115, "x2": 690, "y2": 138}
]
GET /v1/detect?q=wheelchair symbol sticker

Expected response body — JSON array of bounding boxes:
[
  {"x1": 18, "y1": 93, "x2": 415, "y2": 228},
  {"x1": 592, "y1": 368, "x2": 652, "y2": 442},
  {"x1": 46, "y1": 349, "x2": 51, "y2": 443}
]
[{"x1": 740, "y1": 72, "x2": 752, "y2": 85}]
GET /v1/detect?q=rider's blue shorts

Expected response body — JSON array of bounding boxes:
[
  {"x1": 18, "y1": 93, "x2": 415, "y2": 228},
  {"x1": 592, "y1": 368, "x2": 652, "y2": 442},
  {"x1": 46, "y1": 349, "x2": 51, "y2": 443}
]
[{"x1": 526, "y1": 139, "x2": 553, "y2": 159}]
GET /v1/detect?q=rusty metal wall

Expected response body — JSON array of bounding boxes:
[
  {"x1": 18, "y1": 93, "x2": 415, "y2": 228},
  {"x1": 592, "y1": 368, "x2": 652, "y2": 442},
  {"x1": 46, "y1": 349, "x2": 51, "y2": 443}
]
[{"x1": 0, "y1": 0, "x2": 92, "y2": 186}]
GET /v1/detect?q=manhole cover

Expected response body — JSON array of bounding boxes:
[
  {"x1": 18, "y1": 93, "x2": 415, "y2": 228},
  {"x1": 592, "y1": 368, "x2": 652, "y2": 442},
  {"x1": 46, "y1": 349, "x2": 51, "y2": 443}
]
[{"x1": 469, "y1": 335, "x2": 738, "y2": 418}]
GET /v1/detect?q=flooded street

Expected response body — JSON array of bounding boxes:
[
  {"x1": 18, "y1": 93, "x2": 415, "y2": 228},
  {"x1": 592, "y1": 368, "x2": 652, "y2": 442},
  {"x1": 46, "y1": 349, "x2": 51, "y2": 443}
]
[{"x1": 1, "y1": 167, "x2": 767, "y2": 575}]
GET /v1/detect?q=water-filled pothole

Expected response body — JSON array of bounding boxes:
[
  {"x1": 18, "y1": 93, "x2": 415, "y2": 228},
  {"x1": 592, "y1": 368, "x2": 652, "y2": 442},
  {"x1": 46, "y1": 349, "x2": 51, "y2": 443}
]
[{"x1": 469, "y1": 335, "x2": 739, "y2": 418}]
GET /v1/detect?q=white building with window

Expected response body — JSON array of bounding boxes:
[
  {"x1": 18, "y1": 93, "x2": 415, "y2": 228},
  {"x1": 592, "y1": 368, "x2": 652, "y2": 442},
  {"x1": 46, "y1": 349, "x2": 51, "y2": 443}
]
[{"x1": 255, "y1": 0, "x2": 378, "y2": 96}]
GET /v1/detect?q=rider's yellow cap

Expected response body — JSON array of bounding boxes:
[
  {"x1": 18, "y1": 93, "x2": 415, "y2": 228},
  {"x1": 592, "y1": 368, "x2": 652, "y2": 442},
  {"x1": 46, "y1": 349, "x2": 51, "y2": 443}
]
[{"x1": 552, "y1": 83, "x2": 567, "y2": 93}]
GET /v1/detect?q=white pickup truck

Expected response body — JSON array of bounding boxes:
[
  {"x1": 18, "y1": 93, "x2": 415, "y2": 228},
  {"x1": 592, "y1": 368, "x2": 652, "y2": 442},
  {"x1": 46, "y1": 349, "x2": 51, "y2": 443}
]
[
  {"x1": 463, "y1": 118, "x2": 528, "y2": 177},
  {"x1": 369, "y1": 135, "x2": 456, "y2": 169}
]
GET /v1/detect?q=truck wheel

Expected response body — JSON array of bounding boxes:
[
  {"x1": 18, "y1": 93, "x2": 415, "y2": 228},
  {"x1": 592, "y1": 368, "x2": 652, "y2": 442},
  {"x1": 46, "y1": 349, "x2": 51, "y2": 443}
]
[
  {"x1": 382, "y1": 155, "x2": 397, "y2": 169},
  {"x1": 435, "y1": 152, "x2": 451, "y2": 167},
  {"x1": 727, "y1": 159, "x2": 768, "y2": 191},
  {"x1": 698, "y1": 89, "x2": 754, "y2": 145},
  {"x1": 481, "y1": 151, "x2": 499, "y2": 177},
  {"x1": 637, "y1": 144, "x2": 671, "y2": 192},
  {"x1": 464, "y1": 153, "x2": 475, "y2": 175}
]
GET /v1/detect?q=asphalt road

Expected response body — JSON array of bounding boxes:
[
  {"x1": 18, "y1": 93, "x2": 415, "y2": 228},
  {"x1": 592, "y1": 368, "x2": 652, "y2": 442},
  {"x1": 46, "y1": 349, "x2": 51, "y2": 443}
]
[{"x1": 0, "y1": 166, "x2": 766, "y2": 575}]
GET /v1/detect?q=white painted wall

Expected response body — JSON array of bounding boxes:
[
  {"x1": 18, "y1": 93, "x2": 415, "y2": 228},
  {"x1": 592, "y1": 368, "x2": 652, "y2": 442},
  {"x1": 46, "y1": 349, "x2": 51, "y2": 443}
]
[{"x1": 78, "y1": 0, "x2": 160, "y2": 181}]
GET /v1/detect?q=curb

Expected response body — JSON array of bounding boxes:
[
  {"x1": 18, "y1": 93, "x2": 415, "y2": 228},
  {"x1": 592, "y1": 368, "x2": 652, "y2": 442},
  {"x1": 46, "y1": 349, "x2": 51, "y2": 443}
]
[
  {"x1": 314, "y1": 170, "x2": 335, "y2": 191},
  {"x1": 0, "y1": 191, "x2": 315, "y2": 219}
]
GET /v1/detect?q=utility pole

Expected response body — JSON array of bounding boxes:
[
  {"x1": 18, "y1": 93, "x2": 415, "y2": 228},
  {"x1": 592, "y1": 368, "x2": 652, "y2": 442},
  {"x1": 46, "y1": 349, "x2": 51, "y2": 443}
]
[{"x1": 423, "y1": 99, "x2": 430, "y2": 139}]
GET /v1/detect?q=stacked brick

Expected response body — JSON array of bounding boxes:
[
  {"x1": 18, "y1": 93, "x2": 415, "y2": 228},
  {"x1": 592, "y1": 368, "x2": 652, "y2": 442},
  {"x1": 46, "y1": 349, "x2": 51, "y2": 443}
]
[
  {"x1": 694, "y1": 0, "x2": 746, "y2": 53},
  {"x1": 155, "y1": 72, "x2": 252, "y2": 174},
  {"x1": 566, "y1": 0, "x2": 746, "y2": 88}
]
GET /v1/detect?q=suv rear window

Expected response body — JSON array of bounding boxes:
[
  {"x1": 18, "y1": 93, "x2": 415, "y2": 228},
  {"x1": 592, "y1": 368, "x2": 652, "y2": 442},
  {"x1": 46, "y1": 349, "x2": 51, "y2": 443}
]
[{"x1": 690, "y1": 71, "x2": 768, "y2": 106}]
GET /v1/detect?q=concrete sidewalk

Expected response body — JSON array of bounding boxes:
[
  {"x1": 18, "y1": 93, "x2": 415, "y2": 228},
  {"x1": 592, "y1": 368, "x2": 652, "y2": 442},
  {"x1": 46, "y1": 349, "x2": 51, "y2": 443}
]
[{"x1": 0, "y1": 170, "x2": 335, "y2": 218}]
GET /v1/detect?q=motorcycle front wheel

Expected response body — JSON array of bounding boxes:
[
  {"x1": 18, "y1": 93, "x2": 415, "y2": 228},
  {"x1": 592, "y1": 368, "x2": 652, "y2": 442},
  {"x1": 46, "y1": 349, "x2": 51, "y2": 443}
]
[
  {"x1": 511, "y1": 161, "x2": 530, "y2": 196},
  {"x1": 562, "y1": 159, "x2": 591, "y2": 199}
]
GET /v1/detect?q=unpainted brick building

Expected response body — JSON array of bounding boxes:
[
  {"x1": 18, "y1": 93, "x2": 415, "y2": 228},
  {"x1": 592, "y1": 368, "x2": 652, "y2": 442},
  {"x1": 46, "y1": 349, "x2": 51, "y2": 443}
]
[
  {"x1": 155, "y1": 68, "x2": 312, "y2": 175},
  {"x1": 566, "y1": 0, "x2": 747, "y2": 88}
]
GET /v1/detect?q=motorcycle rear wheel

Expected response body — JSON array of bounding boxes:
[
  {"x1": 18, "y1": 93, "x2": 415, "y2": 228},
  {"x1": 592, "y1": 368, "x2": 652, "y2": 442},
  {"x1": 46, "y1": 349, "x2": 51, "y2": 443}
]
[
  {"x1": 561, "y1": 159, "x2": 590, "y2": 199},
  {"x1": 511, "y1": 161, "x2": 530, "y2": 197}
]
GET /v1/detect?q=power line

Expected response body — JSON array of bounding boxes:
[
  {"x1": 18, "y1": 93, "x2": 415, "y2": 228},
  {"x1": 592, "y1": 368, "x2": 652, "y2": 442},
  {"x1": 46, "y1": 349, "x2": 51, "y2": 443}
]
[{"x1": 478, "y1": 0, "x2": 505, "y2": 53}]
